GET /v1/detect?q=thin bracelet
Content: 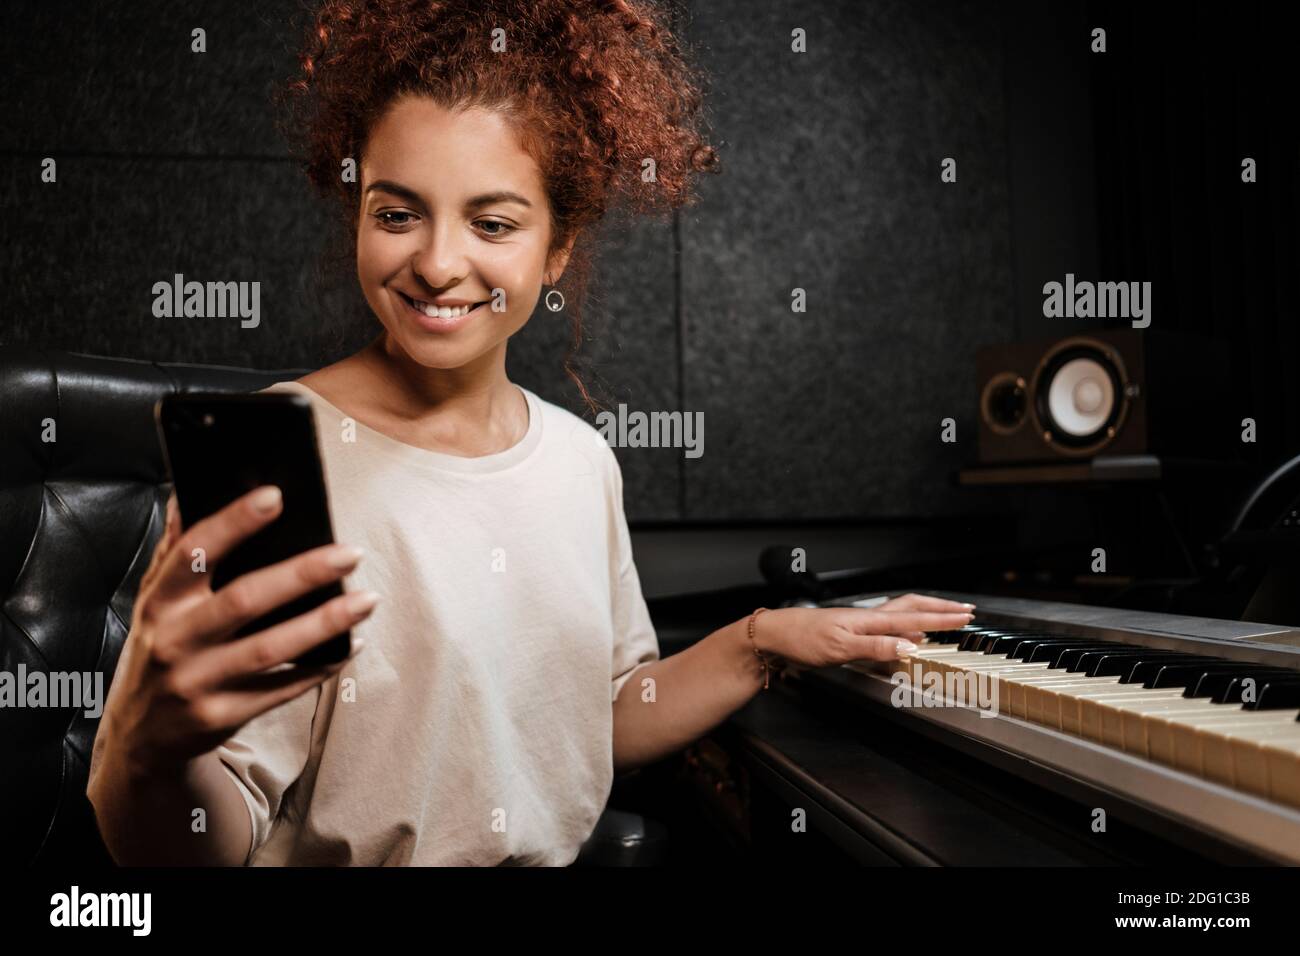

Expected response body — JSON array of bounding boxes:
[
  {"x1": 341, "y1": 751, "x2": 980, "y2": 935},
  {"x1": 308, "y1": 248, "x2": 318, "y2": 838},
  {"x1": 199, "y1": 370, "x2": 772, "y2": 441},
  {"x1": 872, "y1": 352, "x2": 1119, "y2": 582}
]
[{"x1": 747, "y1": 607, "x2": 782, "y2": 690}]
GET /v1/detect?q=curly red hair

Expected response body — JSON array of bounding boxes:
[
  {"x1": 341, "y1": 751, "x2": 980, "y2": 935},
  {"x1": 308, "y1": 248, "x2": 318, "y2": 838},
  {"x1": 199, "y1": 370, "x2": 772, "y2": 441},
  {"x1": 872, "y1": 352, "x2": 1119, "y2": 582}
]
[{"x1": 280, "y1": 0, "x2": 721, "y2": 412}]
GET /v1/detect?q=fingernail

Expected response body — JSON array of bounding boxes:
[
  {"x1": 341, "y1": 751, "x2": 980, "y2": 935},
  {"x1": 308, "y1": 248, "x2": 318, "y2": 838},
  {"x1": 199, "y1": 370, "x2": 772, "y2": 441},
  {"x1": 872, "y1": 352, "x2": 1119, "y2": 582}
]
[
  {"x1": 348, "y1": 636, "x2": 367, "y2": 657},
  {"x1": 963, "y1": 602, "x2": 976, "y2": 609},
  {"x1": 327, "y1": 544, "x2": 365, "y2": 569},
  {"x1": 346, "y1": 590, "x2": 381, "y2": 615},
  {"x1": 251, "y1": 485, "x2": 282, "y2": 513},
  {"x1": 896, "y1": 640, "x2": 919, "y2": 656}
]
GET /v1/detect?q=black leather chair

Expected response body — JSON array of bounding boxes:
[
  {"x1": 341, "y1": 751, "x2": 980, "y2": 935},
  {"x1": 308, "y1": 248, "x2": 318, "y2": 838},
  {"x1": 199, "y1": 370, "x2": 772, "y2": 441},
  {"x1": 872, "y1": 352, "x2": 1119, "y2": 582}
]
[
  {"x1": 572, "y1": 807, "x2": 669, "y2": 867},
  {"x1": 0, "y1": 346, "x2": 664, "y2": 867}
]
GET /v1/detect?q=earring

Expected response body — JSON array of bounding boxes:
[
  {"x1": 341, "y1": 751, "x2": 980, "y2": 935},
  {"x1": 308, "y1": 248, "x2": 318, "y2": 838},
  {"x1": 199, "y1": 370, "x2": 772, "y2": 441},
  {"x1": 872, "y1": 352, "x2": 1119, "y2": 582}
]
[{"x1": 543, "y1": 274, "x2": 564, "y2": 312}]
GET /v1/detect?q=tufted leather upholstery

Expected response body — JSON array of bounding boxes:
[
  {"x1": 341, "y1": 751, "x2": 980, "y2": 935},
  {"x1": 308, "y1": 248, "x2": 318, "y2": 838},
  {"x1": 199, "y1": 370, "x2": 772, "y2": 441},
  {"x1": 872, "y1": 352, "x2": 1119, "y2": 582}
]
[
  {"x1": 1, "y1": 345, "x2": 662, "y2": 867},
  {"x1": 0, "y1": 346, "x2": 312, "y2": 866}
]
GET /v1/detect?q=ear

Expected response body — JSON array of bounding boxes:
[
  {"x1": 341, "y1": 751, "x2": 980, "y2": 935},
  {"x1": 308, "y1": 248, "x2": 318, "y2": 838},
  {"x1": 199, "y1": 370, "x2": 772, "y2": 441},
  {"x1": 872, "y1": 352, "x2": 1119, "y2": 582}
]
[{"x1": 545, "y1": 231, "x2": 579, "y2": 284}]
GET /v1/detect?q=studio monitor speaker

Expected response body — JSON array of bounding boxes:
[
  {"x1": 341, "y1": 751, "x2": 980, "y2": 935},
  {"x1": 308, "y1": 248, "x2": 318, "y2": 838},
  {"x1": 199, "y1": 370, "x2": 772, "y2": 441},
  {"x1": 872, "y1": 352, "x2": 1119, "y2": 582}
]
[{"x1": 975, "y1": 329, "x2": 1232, "y2": 465}]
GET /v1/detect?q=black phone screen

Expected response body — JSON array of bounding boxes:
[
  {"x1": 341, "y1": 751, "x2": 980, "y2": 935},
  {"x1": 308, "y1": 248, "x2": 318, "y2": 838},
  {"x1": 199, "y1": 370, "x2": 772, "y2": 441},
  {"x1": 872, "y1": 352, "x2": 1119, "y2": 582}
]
[{"x1": 155, "y1": 390, "x2": 350, "y2": 667}]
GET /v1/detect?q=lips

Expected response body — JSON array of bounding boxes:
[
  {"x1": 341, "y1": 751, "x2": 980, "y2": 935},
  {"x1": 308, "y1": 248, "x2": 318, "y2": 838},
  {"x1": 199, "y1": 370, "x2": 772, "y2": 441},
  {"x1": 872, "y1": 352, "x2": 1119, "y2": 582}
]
[
  {"x1": 397, "y1": 291, "x2": 489, "y2": 319},
  {"x1": 396, "y1": 290, "x2": 488, "y2": 332}
]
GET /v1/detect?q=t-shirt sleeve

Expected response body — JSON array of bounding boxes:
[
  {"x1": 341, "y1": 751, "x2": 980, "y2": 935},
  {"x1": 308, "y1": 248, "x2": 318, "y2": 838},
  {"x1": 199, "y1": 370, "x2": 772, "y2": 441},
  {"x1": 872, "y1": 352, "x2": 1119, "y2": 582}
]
[
  {"x1": 214, "y1": 685, "x2": 320, "y2": 865},
  {"x1": 606, "y1": 447, "x2": 661, "y2": 703}
]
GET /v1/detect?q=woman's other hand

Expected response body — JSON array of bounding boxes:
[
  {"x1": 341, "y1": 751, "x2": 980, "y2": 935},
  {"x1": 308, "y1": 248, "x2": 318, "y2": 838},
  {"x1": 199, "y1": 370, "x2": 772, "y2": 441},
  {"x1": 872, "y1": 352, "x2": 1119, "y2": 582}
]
[{"x1": 752, "y1": 594, "x2": 975, "y2": 667}]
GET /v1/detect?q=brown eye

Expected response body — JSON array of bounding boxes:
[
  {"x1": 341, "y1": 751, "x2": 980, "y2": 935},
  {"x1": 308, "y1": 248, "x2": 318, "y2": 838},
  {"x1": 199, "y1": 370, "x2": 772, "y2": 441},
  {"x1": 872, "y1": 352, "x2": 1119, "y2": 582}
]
[
  {"x1": 476, "y1": 220, "x2": 515, "y2": 238},
  {"x1": 374, "y1": 211, "x2": 415, "y2": 227}
]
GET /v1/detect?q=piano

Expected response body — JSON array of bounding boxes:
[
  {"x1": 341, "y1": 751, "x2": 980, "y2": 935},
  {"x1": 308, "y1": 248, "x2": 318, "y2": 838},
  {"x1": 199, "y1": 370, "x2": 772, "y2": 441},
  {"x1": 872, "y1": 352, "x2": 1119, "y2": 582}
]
[{"x1": 713, "y1": 590, "x2": 1300, "y2": 865}]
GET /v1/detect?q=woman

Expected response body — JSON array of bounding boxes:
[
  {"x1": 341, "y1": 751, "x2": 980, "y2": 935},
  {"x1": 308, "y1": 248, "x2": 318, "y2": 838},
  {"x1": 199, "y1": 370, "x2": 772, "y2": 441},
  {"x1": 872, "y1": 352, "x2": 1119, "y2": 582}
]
[{"x1": 87, "y1": 0, "x2": 975, "y2": 866}]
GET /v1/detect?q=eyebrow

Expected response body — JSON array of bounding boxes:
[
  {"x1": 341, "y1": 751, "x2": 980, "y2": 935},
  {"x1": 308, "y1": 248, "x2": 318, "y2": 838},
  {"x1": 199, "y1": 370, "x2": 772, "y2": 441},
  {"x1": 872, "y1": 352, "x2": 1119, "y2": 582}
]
[{"x1": 364, "y1": 180, "x2": 533, "y2": 211}]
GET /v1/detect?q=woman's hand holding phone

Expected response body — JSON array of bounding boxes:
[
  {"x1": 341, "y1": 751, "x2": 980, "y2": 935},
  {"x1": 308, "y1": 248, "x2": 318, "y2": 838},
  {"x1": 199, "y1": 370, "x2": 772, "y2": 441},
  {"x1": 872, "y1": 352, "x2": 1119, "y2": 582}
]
[{"x1": 98, "y1": 484, "x2": 378, "y2": 778}]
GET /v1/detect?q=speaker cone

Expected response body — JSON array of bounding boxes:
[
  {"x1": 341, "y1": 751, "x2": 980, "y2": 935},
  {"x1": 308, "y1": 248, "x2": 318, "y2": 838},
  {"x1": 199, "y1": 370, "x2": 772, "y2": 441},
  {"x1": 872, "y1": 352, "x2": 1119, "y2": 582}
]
[
  {"x1": 980, "y1": 372, "x2": 1028, "y2": 434},
  {"x1": 1031, "y1": 338, "x2": 1128, "y2": 454}
]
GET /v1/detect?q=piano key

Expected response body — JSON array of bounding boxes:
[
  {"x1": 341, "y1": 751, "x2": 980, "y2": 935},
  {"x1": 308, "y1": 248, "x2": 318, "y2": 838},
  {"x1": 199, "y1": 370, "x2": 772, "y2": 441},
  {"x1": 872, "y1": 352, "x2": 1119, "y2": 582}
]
[
  {"x1": 1019, "y1": 676, "x2": 1130, "y2": 725},
  {"x1": 927, "y1": 627, "x2": 972, "y2": 646},
  {"x1": 846, "y1": 607, "x2": 1300, "y2": 856},
  {"x1": 1201, "y1": 719, "x2": 1300, "y2": 790},
  {"x1": 1081, "y1": 691, "x2": 1197, "y2": 746},
  {"x1": 901, "y1": 629, "x2": 1300, "y2": 809},
  {"x1": 957, "y1": 628, "x2": 1016, "y2": 651},
  {"x1": 1142, "y1": 704, "x2": 1292, "y2": 768},
  {"x1": 1114, "y1": 697, "x2": 1242, "y2": 758},
  {"x1": 1024, "y1": 642, "x2": 1116, "y2": 665},
  {"x1": 1086, "y1": 650, "x2": 1207, "y2": 679},
  {"x1": 1261, "y1": 738, "x2": 1300, "y2": 807},
  {"x1": 1244, "y1": 678, "x2": 1300, "y2": 711},
  {"x1": 1010, "y1": 637, "x2": 1103, "y2": 661},
  {"x1": 1171, "y1": 710, "x2": 1300, "y2": 777},
  {"x1": 981, "y1": 633, "x2": 1052, "y2": 655},
  {"x1": 1140, "y1": 660, "x2": 1266, "y2": 689},
  {"x1": 1141, "y1": 704, "x2": 1287, "y2": 771},
  {"x1": 920, "y1": 639, "x2": 1300, "y2": 796},
  {"x1": 1186, "y1": 667, "x2": 1296, "y2": 700},
  {"x1": 1055, "y1": 643, "x2": 1133, "y2": 670}
]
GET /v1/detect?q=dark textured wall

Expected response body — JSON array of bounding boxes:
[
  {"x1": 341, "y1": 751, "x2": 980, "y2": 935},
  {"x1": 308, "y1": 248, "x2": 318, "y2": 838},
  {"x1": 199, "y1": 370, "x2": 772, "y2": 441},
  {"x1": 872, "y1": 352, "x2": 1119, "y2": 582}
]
[
  {"x1": 679, "y1": 0, "x2": 1014, "y2": 520},
  {"x1": 1, "y1": 0, "x2": 1021, "y2": 524}
]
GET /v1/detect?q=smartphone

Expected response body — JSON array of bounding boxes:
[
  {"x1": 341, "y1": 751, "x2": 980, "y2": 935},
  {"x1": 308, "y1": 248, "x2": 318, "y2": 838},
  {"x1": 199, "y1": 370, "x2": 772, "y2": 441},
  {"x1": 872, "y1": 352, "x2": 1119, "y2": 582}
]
[{"x1": 155, "y1": 390, "x2": 351, "y2": 667}]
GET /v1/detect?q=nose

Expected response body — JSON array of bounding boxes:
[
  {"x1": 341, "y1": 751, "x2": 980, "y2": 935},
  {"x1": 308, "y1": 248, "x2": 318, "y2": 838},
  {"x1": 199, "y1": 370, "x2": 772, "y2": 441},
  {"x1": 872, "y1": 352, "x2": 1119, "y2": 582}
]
[{"x1": 410, "y1": 216, "x2": 471, "y2": 291}]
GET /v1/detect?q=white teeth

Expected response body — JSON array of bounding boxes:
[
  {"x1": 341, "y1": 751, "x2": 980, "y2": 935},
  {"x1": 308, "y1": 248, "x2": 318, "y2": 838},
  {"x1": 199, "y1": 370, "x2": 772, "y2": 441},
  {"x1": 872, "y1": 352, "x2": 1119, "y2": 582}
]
[{"x1": 411, "y1": 298, "x2": 475, "y2": 319}]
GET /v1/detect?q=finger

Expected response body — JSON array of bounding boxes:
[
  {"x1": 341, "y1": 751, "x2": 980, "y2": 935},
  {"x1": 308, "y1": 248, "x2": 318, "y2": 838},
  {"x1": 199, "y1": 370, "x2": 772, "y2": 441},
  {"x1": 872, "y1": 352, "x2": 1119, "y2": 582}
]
[
  {"x1": 887, "y1": 594, "x2": 976, "y2": 613},
  {"x1": 166, "y1": 490, "x2": 180, "y2": 534},
  {"x1": 196, "y1": 588, "x2": 379, "y2": 686},
  {"x1": 185, "y1": 541, "x2": 366, "y2": 646},
  {"x1": 217, "y1": 652, "x2": 357, "y2": 730},
  {"x1": 140, "y1": 492, "x2": 182, "y2": 589},
  {"x1": 153, "y1": 485, "x2": 284, "y2": 599},
  {"x1": 845, "y1": 633, "x2": 922, "y2": 662},
  {"x1": 849, "y1": 610, "x2": 973, "y2": 635},
  {"x1": 228, "y1": 638, "x2": 364, "y2": 693}
]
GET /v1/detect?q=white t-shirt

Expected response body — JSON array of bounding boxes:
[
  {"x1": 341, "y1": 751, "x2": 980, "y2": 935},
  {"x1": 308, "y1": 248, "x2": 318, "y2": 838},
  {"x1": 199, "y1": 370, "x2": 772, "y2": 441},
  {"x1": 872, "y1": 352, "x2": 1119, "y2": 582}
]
[{"x1": 215, "y1": 379, "x2": 660, "y2": 865}]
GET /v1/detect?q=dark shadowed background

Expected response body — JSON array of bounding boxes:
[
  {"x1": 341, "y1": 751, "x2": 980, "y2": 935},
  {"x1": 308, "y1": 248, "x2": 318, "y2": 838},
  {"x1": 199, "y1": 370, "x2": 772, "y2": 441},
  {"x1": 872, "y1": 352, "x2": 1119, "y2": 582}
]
[{"x1": 2, "y1": 0, "x2": 1296, "y2": 601}]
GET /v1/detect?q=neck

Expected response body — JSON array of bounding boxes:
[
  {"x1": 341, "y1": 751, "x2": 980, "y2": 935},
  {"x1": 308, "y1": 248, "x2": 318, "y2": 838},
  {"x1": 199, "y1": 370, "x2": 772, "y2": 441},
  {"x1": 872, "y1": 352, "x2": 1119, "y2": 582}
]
[{"x1": 359, "y1": 332, "x2": 519, "y2": 433}]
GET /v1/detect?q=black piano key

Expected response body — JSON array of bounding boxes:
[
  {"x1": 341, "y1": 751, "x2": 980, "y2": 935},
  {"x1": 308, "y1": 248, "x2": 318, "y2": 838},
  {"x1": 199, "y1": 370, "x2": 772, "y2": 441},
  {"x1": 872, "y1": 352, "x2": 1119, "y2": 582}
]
[
  {"x1": 1217, "y1": 673, "x2": 1300, "y2": 706},
  {"x1": 1216, "y1": 675, "x2": 1261, "y2": 705},
  {"x1": 956, "y1": 628, "x2": 1010, "y2": 651},
  {"x1": 1060, "y1": 642, "x2": 1164, "y2": 671},
  {"x1": 1010, "y1": 638, "x2": 1095, "y2": 661},
  {"x1": 953, "y1": 630, "x2": 979, "y2": 650},
  {"x1": 949, "y1": 628, "x2": 1008, "y2": 650},
  {"x1": 1242, "y1": 678, "x2": 1300, "y2": 711},
  {"x1": 1025, "y1": 642, "x2": 1115, "y2": 666},
  {"x1": 1056, "y1": 643, "x2": 1131, "y2": 670},
  {"x1": 968, "y1": 629, "x2": 1038, "y2": 652},
  {"x1": 1101, "y1": 655, "x2": 1208, "y2": 685},
  {"x1": 1079, "y1": 649, "x2": 1190, "y2": 678},
  {"x1": 928, "y1": 628, "x2": 972, "y2": 646},
  {"x1": 980, "y1": 633, "x2": 1045, "y2": 655},
  {"x1": 1187, "y1": 668, "x2": 1297, "y2": 700},
  {"x1": 1141, "y1": 660, "x2": 1256, "y2": 689}
]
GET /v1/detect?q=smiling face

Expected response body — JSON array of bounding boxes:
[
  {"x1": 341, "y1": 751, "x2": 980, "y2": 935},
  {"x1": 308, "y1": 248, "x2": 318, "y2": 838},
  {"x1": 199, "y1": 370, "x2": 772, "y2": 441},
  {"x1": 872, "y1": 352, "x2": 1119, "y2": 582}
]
[{"x1": 356, "y1": 95, "x2": 571, "y2": 372}]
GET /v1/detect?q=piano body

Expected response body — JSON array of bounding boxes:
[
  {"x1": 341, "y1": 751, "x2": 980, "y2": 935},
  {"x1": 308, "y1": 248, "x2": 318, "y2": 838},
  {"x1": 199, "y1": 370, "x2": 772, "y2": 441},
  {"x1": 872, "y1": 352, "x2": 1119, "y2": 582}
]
[{"x1": 700, "y1": 591, "x2": 1300, "y2": 865}]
